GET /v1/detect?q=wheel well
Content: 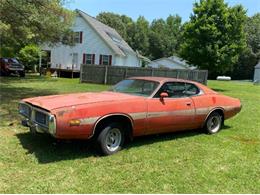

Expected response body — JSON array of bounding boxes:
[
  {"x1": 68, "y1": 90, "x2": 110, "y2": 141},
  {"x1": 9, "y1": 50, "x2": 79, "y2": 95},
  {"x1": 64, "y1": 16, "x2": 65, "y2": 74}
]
[
  {"x1": 208, "y1": 108, "x2": 225, "y2": 125},
  {"x1": 93, "y1": 115, "x2": 133, "y2": 140}
]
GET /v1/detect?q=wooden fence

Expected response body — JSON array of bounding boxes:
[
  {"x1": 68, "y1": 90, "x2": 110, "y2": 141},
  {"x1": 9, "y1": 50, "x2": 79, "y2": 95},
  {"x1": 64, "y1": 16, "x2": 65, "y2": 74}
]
[{"x1": 80, "y1": 64, "x2": 208, "y2": 85}]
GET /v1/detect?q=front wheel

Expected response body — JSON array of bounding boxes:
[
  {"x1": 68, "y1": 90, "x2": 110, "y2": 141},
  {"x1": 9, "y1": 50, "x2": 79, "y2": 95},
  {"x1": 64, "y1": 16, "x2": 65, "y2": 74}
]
[
  {"x1": 96, "y1": 123, "x2": 124, "y2": 155},
  {"x1": 204, "y1": 112, "x2": 223, "y2": 134}
]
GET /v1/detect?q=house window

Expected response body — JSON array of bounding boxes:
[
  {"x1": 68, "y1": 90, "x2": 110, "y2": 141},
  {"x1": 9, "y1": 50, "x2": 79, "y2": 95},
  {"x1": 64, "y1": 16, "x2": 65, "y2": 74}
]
[
  {"x1": 99, "y1": 55, "x2": 112, "y2": 65},
  {"x1": 62, "y1": 31, "x2": 83, "y2": 44},
  {"x1": 73, "y1": 32, "x2": 81, "y2": 43},
  {"x1": 83, "y1": 54, "x2": 95, "y2": 64}
]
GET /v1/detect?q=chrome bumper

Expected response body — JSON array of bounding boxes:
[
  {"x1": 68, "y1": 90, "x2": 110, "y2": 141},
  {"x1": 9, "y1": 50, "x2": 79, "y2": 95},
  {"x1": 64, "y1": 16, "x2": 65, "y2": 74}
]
[{"x1": 19, "y1": 102, "x2": 56, "y2": 136}]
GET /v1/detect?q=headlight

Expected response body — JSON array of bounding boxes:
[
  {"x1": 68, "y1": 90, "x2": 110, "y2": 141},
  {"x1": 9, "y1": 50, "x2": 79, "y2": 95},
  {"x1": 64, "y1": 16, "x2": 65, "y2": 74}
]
[
  {"x1": 48, "y1": 115, "x2": 56, "y2": 135},
  {"x1": 19, "y1": 103, "x2": 31, "y2": 117}
]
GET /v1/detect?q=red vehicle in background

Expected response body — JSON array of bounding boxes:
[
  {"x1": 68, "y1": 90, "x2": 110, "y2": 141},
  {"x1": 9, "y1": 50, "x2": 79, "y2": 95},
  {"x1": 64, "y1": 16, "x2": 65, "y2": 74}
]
[{"x1": 0, "y1": 58, "x2": 25, "y2": 77}]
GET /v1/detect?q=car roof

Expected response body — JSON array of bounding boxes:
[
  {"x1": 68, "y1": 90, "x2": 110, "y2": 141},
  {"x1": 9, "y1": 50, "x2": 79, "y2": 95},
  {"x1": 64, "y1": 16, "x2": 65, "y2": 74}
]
[
  {"x1": 128, "y1": 76, "x2": 216, "y2": 95},
  {"x1": 128, "y1": 76, "x2": 198, "y2": 84}
]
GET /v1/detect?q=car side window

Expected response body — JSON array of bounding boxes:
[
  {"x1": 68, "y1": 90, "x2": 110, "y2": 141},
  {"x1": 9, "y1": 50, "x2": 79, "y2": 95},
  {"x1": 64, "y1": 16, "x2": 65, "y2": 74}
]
[
  {"x1": 154, "y1": 82, "x2": 186, "y2": 98},
  {"x1": 154, "y1": 82, "x2": 200, "y2": 98},
  {"x1": 184, "y1": 83, "x2": 200, "y2": 96}
]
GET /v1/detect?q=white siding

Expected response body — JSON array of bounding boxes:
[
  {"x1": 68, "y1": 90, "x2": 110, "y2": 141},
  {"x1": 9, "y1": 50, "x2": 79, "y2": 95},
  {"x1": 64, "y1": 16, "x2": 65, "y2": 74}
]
[{"x1": 42, "y1": 15, "x2": 141, "y2": 70}]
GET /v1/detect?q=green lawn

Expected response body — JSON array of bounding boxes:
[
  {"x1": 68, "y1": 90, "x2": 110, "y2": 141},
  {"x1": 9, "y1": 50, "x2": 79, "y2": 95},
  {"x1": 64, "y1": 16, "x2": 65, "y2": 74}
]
[{"x1": 0, "y1": 75, "x2": 259, "y2": 193}]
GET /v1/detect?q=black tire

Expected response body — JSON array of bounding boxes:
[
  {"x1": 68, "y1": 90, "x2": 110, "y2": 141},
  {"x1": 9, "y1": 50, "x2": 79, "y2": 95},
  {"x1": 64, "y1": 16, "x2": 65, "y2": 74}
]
[
  {"x1": 96, "y1": 122, "x2": 125, "y2": 156},
  {"x1": 204, "y1": 111, "x2": 223, "y2": 134},
  {"x1": 19, "y1": 71, "x2": 25, "y2": 77}
]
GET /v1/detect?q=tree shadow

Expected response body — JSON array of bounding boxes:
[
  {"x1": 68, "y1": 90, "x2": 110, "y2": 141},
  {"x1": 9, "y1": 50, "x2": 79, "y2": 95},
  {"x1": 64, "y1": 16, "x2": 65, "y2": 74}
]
[
  {"x1": 16, "y1": 132, "x2": 98, "y2": 163},
  {"x1": 16, "y1": 129, "x2": 204, "y2": 164},
  {"x1": 0, "y1": 85, "x2": 57, "y2": 126},
  {"x1": 0, "y1": 75, "x2": 58, "y2": 84}
]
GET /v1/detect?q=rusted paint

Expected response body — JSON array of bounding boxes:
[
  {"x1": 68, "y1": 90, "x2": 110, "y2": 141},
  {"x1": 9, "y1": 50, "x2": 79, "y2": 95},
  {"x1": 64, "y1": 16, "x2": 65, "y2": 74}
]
[{"x1": 20, "y1": 77, "x2": 242, "y2": 139}]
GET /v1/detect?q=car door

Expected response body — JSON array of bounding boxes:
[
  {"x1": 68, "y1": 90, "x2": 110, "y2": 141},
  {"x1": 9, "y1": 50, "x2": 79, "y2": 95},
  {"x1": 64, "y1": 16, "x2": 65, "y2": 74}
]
[{"x1": 146, "y1": 82, "x2": 195, "y2": 135}]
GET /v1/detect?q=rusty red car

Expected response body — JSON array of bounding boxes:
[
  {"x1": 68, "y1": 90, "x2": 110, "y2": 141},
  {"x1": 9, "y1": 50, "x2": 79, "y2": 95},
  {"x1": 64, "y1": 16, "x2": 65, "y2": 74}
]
[{"x1": 19, "y1": 77, "x2": 242, "y2": 155}]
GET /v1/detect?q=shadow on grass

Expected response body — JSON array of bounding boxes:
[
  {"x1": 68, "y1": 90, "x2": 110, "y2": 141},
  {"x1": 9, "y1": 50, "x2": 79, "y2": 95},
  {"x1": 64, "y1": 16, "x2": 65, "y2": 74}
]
[
  {"x1": 16, "y1": 129, "x2": 209, "y2": 164},
  {"x1": 0, "y1": 75, "x2": 58, "y2": 84},
  {"x1": 16, "y1": 133, "x2": 98, "y2": 163},
  {"x1": 0, "y1": 84, "x2": 57, "y2": 125}
]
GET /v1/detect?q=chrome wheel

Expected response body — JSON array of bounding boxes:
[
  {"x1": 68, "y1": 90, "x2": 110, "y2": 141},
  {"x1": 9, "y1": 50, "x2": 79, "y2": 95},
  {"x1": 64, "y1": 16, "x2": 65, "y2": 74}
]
[
  {"x1": 206, "y1": 114, "x2": 221, "y2": 133},
  {"x1": 105, "y1": 128, "x2": 122, "y2": 152}
]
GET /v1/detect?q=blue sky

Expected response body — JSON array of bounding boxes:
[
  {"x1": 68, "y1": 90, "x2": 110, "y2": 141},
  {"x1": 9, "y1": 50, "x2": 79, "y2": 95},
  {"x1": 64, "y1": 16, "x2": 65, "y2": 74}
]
[{"x1": 66, "y1": 0, "x2": 260, "y2": 22}]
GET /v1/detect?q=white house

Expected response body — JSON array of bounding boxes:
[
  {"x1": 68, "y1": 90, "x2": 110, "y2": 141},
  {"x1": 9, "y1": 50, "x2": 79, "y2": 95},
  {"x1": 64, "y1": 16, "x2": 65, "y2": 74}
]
[
  {"x1": 42, "y1": 9, "x2": 142, "y2": 71},
  {"x1": 147, "y1": 56, "x2": 196, "y2": 70}
]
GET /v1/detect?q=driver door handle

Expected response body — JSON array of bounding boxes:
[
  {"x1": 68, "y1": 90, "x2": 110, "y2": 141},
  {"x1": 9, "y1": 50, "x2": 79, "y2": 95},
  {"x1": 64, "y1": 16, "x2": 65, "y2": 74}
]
[{"x1": 186, "y1": 102, "x2": 192, "y2": 106}]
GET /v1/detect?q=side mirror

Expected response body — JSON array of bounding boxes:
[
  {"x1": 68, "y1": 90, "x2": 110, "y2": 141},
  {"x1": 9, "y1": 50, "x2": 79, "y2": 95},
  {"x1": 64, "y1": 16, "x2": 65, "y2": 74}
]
[{"x1": 160, "y1": 92, "x2": 169, "y2": 99}]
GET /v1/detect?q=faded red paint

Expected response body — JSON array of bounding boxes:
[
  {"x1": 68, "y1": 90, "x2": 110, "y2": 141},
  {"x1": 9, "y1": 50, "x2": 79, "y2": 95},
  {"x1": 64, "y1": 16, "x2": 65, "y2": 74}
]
[{"x1": 21, "y1": 77, "x2": 242, "y2": 139}]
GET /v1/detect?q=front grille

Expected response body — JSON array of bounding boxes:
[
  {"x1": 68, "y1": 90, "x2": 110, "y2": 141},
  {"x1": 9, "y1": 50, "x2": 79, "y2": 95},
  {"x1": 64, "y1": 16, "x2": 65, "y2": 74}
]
[
  {"x1": 10, "y1": 63, "x2": 23, "y2": 69},
  {"x1": 34, "y1": 110, "x2": 49, "y2": 127}
]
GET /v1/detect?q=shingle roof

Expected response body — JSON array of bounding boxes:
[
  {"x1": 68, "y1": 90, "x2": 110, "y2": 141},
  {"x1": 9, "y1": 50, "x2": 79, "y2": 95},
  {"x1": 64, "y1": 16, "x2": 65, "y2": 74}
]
[{"x1": 76, "y1": 9, "x2": 135, "y2": 57}]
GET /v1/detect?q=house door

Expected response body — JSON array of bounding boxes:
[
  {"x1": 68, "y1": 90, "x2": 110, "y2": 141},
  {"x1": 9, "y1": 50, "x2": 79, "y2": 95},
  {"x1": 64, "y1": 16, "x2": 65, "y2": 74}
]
[{"x1": 72, "y1": 53, "x2": 78, "y2": 69}]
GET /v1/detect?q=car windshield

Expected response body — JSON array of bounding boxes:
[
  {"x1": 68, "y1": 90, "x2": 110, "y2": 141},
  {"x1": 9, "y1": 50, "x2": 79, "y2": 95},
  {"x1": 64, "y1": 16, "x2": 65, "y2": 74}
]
[
  {"x1": 110, "y1": 79, "x2": 159, "y2": 97},
  {"x1": 9, "y1": 58, "x2": 19, "y2": 63}
]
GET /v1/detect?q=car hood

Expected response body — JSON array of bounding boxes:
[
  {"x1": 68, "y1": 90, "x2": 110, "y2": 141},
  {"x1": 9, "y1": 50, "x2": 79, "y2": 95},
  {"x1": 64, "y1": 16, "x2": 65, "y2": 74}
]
[{"x1": 22, "y1": 91, "x2": 143, "y2": 111}]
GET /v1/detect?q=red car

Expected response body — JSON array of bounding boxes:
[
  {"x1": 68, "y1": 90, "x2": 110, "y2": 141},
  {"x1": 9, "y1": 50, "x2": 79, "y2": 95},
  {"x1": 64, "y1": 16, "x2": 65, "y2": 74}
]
[
  {"x1": 0, "y1": 58, "x2": 25, "y2": 77},
  {"x1": 19, "y1": 77, "x2": 242, "y2": 155}
]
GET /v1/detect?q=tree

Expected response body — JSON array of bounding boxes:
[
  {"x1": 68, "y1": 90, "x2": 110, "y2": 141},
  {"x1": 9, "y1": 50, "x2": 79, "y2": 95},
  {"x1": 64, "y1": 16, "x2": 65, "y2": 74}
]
[
  {"x1": 149, "y1": 15, "x2": 182, "y2": 59},
  {"x1": 149, "y1": 19, "x2": 167, "y2": 59},
  {"x1": 133, "y1": 16, "x2": 150, "y2": 56},
  {"x1": 18, "y1": 44, "x2": 46, "y2": 71},
  {"x1": 231, "y1": 13, "x2": 260, "y2": 79},
  {"x1": 165, "y1": 15, "x2": 182, "y2": 56},
  {"x1": 180, "y1": 0, "x2": 247, "y2": 75},
  {"x1": 96, "y1": 12, "x2": 127, "y2": 40},
  {"x1": 0, "y1": 0, "x2": 74, "y2": 57}
]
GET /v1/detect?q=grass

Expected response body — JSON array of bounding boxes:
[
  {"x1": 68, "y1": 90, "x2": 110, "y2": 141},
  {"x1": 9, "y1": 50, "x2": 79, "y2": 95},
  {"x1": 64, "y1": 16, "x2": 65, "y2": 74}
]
[{"x1": 0, "y1": 75, "x2": 259, "y2": 193}]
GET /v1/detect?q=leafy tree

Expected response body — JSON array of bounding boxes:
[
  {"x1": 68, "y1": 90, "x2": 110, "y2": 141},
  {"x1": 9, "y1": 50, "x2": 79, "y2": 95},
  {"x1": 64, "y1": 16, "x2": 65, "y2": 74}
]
[
  {"x1": 231, "y1": 13, "x2": 260, "y2": 79},
  {"x1": 96, "y1": 12, "x2": 127, "y2": 40},
  {"x1": 149, "y1": 15, "x2": 182, "y2": 59},
  {"x1": 149, "y1": 19, "x2": 167, "y2": 59},
  {"x1": 133, "y1": 16, "x2": 150, "y2": 56},
  {"x1": 0, "y1": 0, "x2": 74, "y2": 57},
  {"x1": 165, "y1": 15, "x2": 182, "y2": 56},
  {"x1": 18, "y1": 45, "x2": 46, "y2": 71},
  {"x1": 180, "y1": 0, "x2": 247, "y2": 75}
]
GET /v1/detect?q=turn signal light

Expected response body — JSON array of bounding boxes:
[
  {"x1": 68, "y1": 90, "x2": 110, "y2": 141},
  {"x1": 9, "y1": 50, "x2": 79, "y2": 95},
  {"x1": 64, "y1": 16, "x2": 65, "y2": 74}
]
[{"x1": 69, "y1": 119, "x2": 81, "y2": 126}]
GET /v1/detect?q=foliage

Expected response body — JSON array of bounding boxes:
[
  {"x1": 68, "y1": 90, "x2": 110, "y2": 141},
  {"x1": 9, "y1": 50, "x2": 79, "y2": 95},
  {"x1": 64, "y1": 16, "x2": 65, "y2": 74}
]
[
  {"x1": 0, "y1": 75, "x2": 259, "y2": 193},
  {"x1": 133, "y1": 16, "x2": 150, "y2": 56},
  {"x1": 17, "y1": 45, "x2": 46, "y2": 71},
  {"x1": 231, "y1": 13, "x2": 260, "y2": 79},
  {"x1": 180, "y1": 0, "x2": 247, "y2": 75},
  {"x1": 149, "y1": 15, "x2": 182, "y2": 59},
  {"x1": 0, "y1": 0, "x2": 74, "y2": 57}
]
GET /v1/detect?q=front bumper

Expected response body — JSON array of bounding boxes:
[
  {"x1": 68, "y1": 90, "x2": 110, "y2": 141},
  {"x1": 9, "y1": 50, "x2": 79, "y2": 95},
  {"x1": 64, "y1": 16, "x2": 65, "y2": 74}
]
[{"x1": 19, "y1": 102, "x2": 56, "y2": 136}]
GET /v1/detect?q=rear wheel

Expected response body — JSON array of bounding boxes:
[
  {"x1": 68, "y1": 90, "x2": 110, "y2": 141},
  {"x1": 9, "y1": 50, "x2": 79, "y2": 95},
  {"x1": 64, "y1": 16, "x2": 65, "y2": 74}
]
[
  {"x1": 204, "y1": 111, "x2": 223, "y2": 134},
  {"x1": 96, "y1": 123, "x2": 124, "y2": 155}
]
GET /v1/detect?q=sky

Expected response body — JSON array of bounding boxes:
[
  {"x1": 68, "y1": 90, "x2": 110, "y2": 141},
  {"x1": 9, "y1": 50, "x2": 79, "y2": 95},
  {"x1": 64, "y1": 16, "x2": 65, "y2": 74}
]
[{"x1": 65, "y1": 0, "x2": 260, "y2": 22}]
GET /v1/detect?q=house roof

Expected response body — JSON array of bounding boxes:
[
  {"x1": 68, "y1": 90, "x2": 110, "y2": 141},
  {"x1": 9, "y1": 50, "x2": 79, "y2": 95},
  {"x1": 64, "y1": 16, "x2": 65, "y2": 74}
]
[
  {"x1": 151, "y1": 56, "x2": 196, "y2": 69},
  {"x1": 76, "y1": 9, "x2": 135, "y2": 57}
]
